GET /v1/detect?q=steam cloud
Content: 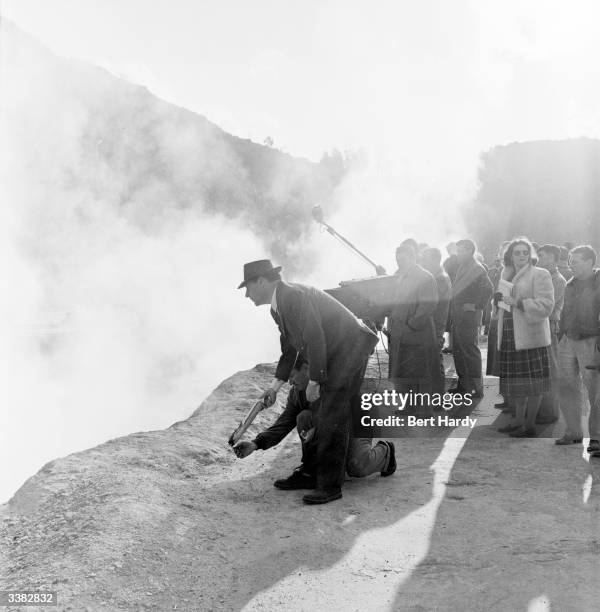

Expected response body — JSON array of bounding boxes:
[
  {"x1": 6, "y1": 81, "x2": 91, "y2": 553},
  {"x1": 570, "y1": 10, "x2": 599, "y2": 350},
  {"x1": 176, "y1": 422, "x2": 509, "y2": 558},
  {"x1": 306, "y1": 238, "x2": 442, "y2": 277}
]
[{"x1": 0, "y1": 22, "x2": 330, "y2": 501}]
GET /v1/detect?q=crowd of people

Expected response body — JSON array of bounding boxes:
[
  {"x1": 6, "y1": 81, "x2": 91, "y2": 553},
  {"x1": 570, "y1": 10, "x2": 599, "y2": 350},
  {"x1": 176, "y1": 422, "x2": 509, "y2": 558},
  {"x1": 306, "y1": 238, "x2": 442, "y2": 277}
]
[
  {"x1": 387, "y1": 237, "x2": 600, "y2": 448},
  {"x1": 233, "y1": 238, "x2": 600, "y2": 504},
  {"x1": 484, "y1": 240, "x2": 600, "y2": 448}
]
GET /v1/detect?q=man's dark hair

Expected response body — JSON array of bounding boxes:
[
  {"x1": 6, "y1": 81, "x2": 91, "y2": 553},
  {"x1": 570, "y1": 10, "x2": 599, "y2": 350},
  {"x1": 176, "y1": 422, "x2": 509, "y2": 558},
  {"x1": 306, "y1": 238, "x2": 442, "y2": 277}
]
[
  {"x1": 503, "y1": 237, "x2": 538, "y2": 267},
  {"x1": 570, "y1": 245, "x2": 597, "y2": 266},
  {"x1": 396, "y1": 243, "x2": 417, "y2": 259},
  {"x1": 456, "y1": 239, "x2": 476, "y2": 255},
  {"x1": 538, "y1": 244, "x2": 560, "y2": 263},
  {"x1": 422, "y1": 247, "x2": 442, "y2": 265},
  {"x1": 399, "y1": 238, "x2": 419, "y2": 252}
]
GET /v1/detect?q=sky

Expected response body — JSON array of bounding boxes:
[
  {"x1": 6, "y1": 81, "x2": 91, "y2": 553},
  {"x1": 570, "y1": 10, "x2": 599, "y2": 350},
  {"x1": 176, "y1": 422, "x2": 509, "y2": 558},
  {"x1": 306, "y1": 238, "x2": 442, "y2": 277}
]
[
  {"x1": 2, "y1": 0, "x2": 600, "y2": 502},
  {"x1": 3, "y1": 0, "x2": 600, "y2": 162}
]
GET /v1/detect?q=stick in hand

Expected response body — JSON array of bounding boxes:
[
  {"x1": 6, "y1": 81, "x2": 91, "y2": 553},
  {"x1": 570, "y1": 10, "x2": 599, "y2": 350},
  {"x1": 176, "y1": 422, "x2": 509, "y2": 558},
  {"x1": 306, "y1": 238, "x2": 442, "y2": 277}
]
[{"x1": 228, "y1": 399, "x2": 267, "y2": 447}]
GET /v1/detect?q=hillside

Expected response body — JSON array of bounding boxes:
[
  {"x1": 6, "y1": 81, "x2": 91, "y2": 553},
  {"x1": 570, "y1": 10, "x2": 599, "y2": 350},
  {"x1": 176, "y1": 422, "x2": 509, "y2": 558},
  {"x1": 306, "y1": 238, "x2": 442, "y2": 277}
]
[{"x1": 1, "y1": 19, "x2": 343, "y2": 273}]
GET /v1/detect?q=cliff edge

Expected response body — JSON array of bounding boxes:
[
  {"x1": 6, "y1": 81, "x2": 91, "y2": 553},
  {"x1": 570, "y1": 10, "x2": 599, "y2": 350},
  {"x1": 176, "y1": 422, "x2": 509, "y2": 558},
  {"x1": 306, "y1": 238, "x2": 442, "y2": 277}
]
[{"x1": 2, "y1": 359, "x2": 599, "y2": 611}]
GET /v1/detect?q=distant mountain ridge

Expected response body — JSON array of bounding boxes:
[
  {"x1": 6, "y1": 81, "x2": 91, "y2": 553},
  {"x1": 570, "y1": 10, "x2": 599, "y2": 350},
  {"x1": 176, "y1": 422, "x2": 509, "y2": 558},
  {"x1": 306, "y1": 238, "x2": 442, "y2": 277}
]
[{"x1": 1, "y1": 19, "x2": 344, "y2": 273}]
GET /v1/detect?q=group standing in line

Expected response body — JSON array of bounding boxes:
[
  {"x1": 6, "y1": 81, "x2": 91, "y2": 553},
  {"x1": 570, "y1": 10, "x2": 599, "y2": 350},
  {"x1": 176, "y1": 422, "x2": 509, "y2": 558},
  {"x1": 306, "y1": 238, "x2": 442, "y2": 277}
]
[{"x1": 234, "y1": 237, "x2": 600, "y2": 504}]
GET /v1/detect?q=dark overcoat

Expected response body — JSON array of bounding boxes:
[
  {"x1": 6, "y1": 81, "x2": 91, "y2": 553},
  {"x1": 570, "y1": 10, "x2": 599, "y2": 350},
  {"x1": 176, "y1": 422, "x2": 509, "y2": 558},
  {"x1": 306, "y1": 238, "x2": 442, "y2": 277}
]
[{"x1": 273, "y1": 281, "x2": 379, "y2": 389}]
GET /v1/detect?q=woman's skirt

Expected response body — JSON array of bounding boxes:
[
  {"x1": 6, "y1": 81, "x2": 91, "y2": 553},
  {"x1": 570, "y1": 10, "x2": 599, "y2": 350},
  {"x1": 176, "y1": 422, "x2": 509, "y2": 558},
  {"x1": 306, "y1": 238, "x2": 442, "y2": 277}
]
[{"x1": 499, "y1": 312, "x2": 550, "y2": 398}]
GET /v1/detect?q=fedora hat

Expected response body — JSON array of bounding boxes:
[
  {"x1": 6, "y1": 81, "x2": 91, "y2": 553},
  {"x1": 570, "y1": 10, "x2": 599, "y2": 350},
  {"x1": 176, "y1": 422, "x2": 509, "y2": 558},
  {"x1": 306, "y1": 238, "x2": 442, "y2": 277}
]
[{"x1": 238, "y1": 259, "x2": 282, "y2": 289}]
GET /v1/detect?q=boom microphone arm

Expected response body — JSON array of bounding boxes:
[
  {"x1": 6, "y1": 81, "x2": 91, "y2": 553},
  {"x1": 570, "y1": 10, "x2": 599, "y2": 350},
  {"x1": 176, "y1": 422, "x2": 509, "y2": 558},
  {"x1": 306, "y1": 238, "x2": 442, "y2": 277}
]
[{"x1": 312, "y1": 205, "x2": 386, "y2": 275}]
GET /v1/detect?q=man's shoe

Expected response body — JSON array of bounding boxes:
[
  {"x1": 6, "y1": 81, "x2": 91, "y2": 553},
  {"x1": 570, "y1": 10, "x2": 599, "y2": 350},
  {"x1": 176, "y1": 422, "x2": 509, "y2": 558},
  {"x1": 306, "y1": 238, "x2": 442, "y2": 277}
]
[
  {"x1": 302, "y1": 488, "x2": 343, "y2": 505},
  {"x1": 498, "y1": 423, "x2": 520, "y2": 433},
  {"x1": 586, "y1": 439, "x2": 600, "y2": 454},
  {"x1": 554, "y1": 435, "x2": 583, "y2": 445},
  {"x1": 274, "y1": 470, "x2": 316, "y2": 490},
  {"x1": 509, "y1": 427, "x2": 537, "y2": 438},
  {"x1": 494, "y1": 400, "x2": 509, "y2": 409},
  {"x1": 380, "y1": 441, "x2": 396, "y2": 477}
]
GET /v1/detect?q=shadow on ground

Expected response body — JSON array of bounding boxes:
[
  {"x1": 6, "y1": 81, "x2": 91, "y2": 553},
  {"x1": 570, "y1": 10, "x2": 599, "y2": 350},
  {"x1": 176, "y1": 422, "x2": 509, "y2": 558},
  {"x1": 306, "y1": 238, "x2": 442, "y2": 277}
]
[{"x1": 391, "y1": 389, "x2": 600, "y2": 611}]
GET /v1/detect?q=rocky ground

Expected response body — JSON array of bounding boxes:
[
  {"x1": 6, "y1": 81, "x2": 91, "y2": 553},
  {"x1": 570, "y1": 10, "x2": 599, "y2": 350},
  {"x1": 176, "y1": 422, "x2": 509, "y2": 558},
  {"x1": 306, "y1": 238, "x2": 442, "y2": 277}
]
[{"x1": 1, "y1": 352, "x2": 599, "y2": 611}]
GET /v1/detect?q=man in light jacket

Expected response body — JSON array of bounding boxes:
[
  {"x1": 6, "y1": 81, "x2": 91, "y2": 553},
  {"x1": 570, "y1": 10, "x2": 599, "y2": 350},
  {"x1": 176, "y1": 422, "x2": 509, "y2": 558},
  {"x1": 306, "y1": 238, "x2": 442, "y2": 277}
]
[{"x1": 555, "y1": 245, "x2": 600, "y2": 452}]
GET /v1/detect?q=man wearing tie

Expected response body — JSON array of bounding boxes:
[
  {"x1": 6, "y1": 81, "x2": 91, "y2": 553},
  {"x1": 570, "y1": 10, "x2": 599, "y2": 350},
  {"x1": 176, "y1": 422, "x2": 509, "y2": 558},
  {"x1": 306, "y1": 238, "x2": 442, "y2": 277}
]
[{"x1": 238, "y1": 259, "x2": 394, "y2": 504}]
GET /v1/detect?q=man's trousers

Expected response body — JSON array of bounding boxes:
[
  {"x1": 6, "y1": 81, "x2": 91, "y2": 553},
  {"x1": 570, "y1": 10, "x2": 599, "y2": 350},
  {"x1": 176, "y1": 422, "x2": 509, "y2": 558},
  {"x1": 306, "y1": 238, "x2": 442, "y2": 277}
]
[
  {"x1": 452, "y1": 310, "x2": 483, "y2": 395},
  {"x1": 557, "y1": 336, "x2": 600, "y2": 439},
  {"x1": 539, "y1": 331, "x2": 560, "y2": 420},
  {"x1": 307, "y1": 359, "x2": 382, "y2": 491},
  {"x1": 296, "y1": 408, "x2": 388, "y2": 478}
]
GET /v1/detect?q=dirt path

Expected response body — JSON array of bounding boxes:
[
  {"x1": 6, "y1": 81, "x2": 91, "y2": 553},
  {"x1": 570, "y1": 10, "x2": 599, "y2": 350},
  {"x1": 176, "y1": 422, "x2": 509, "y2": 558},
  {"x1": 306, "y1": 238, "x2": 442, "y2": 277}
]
[{"x1": 2, "y1": 358, "x2": 599, "y2": 611}]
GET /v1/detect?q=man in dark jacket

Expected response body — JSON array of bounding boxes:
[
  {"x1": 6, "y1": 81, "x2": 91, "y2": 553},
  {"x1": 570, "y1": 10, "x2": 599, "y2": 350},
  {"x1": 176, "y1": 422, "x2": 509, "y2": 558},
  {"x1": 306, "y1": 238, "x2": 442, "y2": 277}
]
[
  {"x1": 443, "y1": 242, "x2": 459, "y2": 283},
  {"x1": 232, "y1": 362, "x2": 394, "y2": 487},
  {"x1": 450, "y1": 239, "x2": 493, "y2": 398},
  {"x1": 537, "y1": 244, "x2": 567, "y2": 423},
  {"x1": 422, "y1": 247, "x2": 451, "y2": 397},
  {"x1": 555, "y1": 245, "x2": 600, "y2": 452},
  {"x1": 239, "y1": 259, "x2": 387, "y2": 504},
  {"x1": 442, "y1": 242, "x2": 459, "y2": 353}
]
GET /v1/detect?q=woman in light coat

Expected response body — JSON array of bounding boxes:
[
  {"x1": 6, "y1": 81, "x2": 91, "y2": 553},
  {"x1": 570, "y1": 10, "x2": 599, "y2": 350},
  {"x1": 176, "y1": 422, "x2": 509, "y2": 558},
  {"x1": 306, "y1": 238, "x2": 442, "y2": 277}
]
[{"x1": 496, "y1": 237, "x2": 555, "y2": 437}]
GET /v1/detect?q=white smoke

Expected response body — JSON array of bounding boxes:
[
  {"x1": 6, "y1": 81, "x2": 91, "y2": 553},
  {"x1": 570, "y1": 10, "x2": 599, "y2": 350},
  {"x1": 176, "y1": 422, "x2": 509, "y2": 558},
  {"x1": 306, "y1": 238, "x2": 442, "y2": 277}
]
[{"x1": 0, "y1": 21, "x2": 280, "y2": 502}]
